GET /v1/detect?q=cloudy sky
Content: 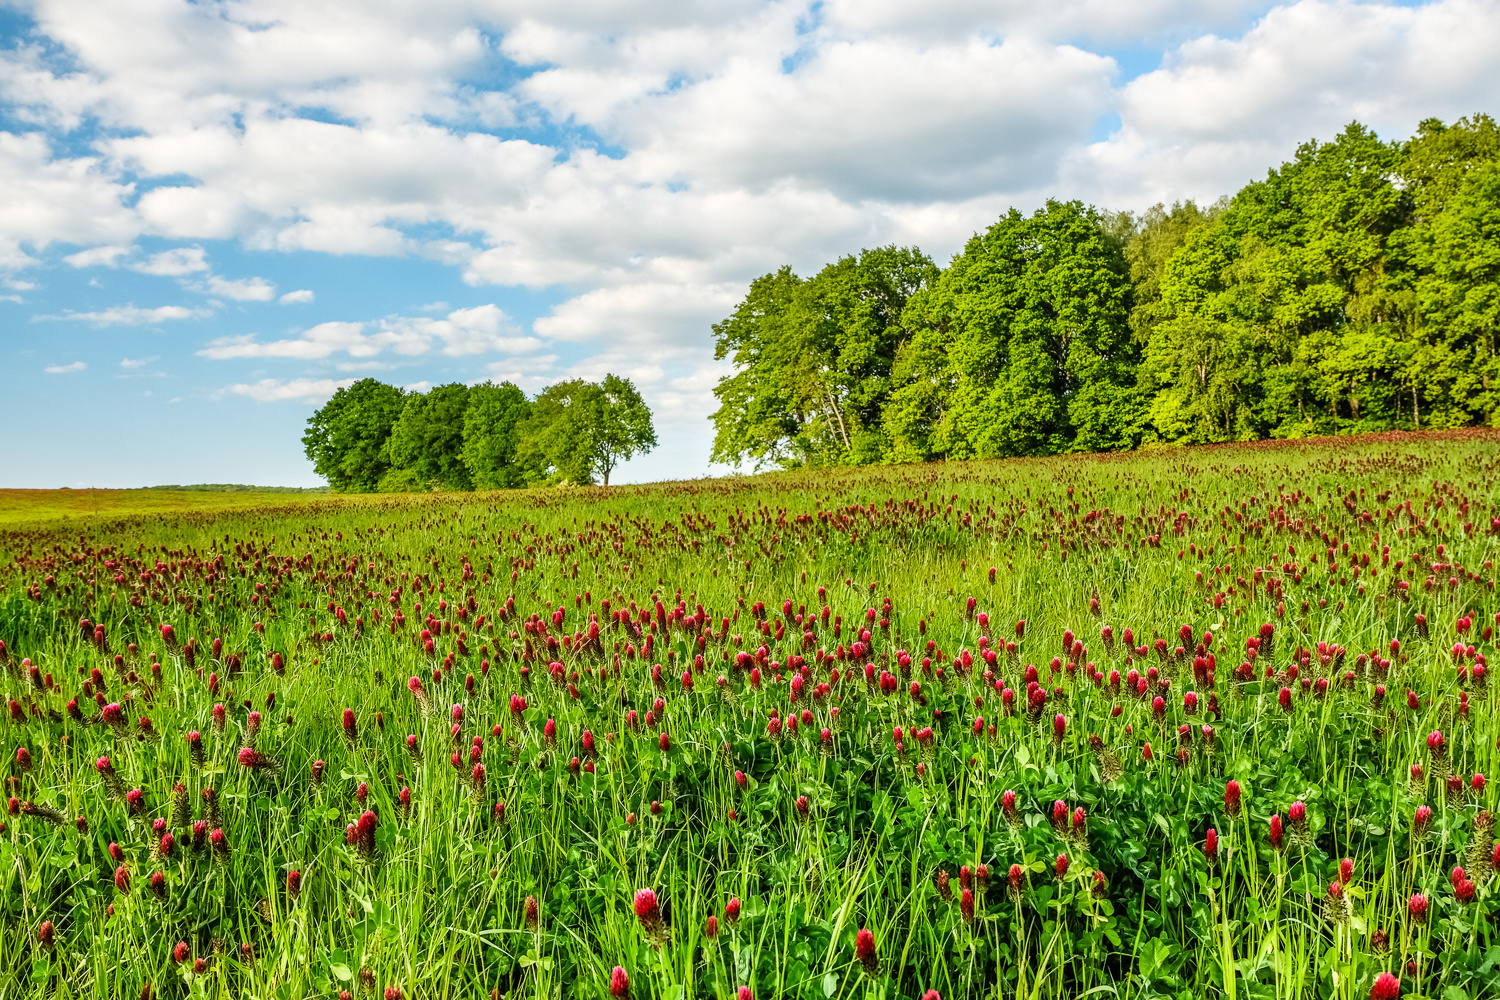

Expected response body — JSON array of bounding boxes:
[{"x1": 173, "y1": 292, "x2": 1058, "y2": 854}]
[{"x1": 2, "y1": 0, "x2": 1497, "y2": 488}]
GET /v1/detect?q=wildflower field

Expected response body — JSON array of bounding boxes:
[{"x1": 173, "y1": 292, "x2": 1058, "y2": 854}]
[{"x1": 4, "y1": 431, "x2": 1500, "y2": 1000}]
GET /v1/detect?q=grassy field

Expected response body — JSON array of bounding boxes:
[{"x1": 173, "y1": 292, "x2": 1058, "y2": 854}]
[
  {"x1": 0, "y1": 489, "x2": 330, "y2": 526},
  {"x1": 2, "y1": 429, "x2": 1499, "y2": 1000}
]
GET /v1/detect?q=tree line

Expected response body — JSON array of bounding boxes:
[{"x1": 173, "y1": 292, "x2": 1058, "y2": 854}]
[
  {"x1": 303, "y1": 375, "x2": 657, "y2": 491},
  {"x1": 711, "y1": 115, "x2": 1500, "y2": 468}
]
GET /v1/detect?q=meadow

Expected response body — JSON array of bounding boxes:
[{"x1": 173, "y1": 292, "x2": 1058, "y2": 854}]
[
  {"x1": 3, "y1": 429, "x2": 1499, "y2": 1000},
  {"x1": 0, "y1": 490, "x2": 328, "y2": 527}
]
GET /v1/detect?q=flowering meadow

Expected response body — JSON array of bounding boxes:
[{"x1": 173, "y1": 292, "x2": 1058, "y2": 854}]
[{"x1": 4, "y1": 430, "x2": 1500, "y2": 1000}]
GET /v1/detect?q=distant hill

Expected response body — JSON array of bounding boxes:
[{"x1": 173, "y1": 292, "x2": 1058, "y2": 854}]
[{"x1": 139, "y1": 484, "x2": 331, "y2": 494}]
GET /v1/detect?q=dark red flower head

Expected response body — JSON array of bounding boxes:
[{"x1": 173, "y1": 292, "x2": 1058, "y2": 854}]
[
  {"x1": 1224, "y1": 780, "x2": 1242, "y2": 815},
  {"x1": 634, "y1": 888, "x2": 662, "y2": 933},
  {"x1": 855, "y1": 928, "x2": 877, "y2": 974},
  {"x1": 1370, "y1": 972, "x2": 1399, "y2": 1000},
  {"x1": 1414, "y1": 805, "x2": 1432, "y2": 833}
]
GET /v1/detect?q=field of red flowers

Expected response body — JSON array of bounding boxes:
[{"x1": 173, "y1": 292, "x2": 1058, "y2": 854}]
[{"x1": 3, "y1": 429, "x2": 1500, "y2": 1000}]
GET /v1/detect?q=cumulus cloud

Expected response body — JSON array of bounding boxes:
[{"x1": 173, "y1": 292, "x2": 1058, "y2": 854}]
[
  {"x1": 119, "y1": 356, "x2": 155, "y2": 368},
  {"x1": 44, "y1": 304, "x2": 213, "y2": 325},
  {"x1": 64, "y1": 244, "x2": 131, "y2": 268},
  {"x1": 228, "y1": 377, "x2": 356, "y2": 403},
  {"x1": 1067, "y1": 0, "x2": 1500, "y2": 206},
  {"x1": 579, "y1": 36, "x2": 1115, "y2": 202},
  {"x1": 198, "y1": 303, "x2": 540, "y2": 360},
  {"x1": 279, "y1": 288, "x2": 315, "y2": 303},
  {"x1": 201, "y1": 273, "x2": 276, "y2": 301},
  {"x1": 534, "y1": 281, "x2": 742, "y2": 350},
  {"x1": 132, "y1": 246, "x2": 208, "y2": 276},
  {"x1": 44, "y1": 360, "x2": 86, "y2": 373}
]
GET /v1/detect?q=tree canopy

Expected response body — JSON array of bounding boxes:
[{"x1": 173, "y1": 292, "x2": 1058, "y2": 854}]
[
  {"x1": 711, "y1": 114, "x2": 1500, "y2": 466},
  {"x1": 518, "y1": 375, "x2": 657, "y2": 486},
  {"x1": 300, "y1": 379, "x2": 407, "y2": 492},
  {"x1": 304, "y1": 375, "x2": 656, "y2": 492}
]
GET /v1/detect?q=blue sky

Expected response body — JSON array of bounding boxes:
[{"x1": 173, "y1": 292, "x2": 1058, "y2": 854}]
[{"x1": 2, "y1": 0, "x2": 1497, "y2": 488}]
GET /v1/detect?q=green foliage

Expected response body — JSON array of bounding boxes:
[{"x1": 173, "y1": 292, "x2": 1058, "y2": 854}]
[
  {"x1": 714, "y1": 114, "x2": 1500, "y2": 468},
  {"x1": 885, "y1": 200, "x2": 1138, "y2": 461},
  {"x1": 517, "y1": 374, "x2": 658, "y2": 486},
  {"x1": 1410, "y1": 157, "x2": 1500, "y2": 428},
  {"x1": 711, "y1": 248, "x2": 938, "y2": 469},
  {"x1": 388, "y1": 382, "x2": 474, "y2": 491},
  {"x1": 300, "y1": 378, "x2": 406, "y2": 492},
  {"x1": 305, "y1": 376, "x2": 655, "y2": 491},
  {"x1": 461, "y1": 381, "x2": 533, "y2": 489}
]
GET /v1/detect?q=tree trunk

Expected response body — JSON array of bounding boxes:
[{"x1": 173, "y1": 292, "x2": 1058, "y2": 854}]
[{"x1": 825, "y1": 392, "x2": 852, "y2": 452}]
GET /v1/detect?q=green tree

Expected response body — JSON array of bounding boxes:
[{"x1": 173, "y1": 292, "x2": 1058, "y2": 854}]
[
  {"x1": 1121, "y1": 200, "x2": 1221, "y2": 345},
  {"x1": 1400, "y1": 114, "x2": 1500, "y2": 220},
  {"x1": 1412, "y1": 158, "x2": 1500, "y2": 426},
  {"x1": 461, "y1": 381, "x2": 533, "y2": 489},
  {"x1": 886, "y1": 200, "x2": 1138, "y2": 460},
  {"x1": 301, "y1": 379, "x2": 406, "y2": 492},
  {"x1": 710, "y1": 247, "x2": 938, "y2": 469},
  {"x1": 518, "y1": 375, "x2": 657, "y2": 486},
  {"x1": 592, "y1": 374, "x2": 658, "y2": 486},
  {"x1": 388, "y1": 383, "x2": 473, "y2": 490},
  {"x1": 1146, "y1": 122, "x2": 1415, "y2": 439}
]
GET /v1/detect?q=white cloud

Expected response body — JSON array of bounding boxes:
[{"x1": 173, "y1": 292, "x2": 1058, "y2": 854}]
[
  {"x1": 561, "y1": 36, "x2": 1115, "y2": 202},
  {"x1": 483, "y1": 353, "x2": 562, "y2": 392},
  {"x1": 228, "y1": 377, "x2": 356, "y2": 403},
  {"x1": 132, "y1": 246, "x2": 208, "y2": 276},
  {"x1": 45, "y1": 304, "x2": 213, "y2": 325},
  {"x1": 44, "y1": 360, "x2": 86, "y2": 374},
  {"x1": 1066, "y1": 0, "x2": 1500, "y2": 206},
  {"x1": 535, "y1": 281, "x2": 742, "y2": 349},
  {"x1": 0, "y1": 132, "x2": 137, "y2": 259},
  {"x1": 198, "y1": 303, "x2": 540, "y2": 359},
  {"x1": 65, "y1": 245, "x2": 131, "y2": 268},
  {"x1": 119, "y1": 356, "x2": 155, "y2": 368},
  {"x1": 279, "y1": 288, "x2": 315, "y2": 304},
  {"x1": 201, "y1": 273, "x2": 276, "y2": 301}
]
